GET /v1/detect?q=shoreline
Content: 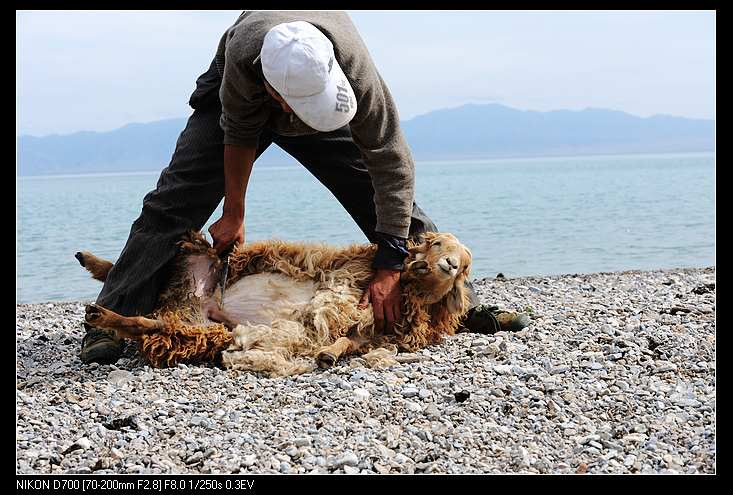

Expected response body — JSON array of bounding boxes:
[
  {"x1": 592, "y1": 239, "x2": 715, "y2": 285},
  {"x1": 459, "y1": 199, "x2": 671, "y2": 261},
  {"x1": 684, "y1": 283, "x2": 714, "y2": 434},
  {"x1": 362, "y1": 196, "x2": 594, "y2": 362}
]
[
  {"x1": 15, "y1": 266, "x2": 717, "y2": 307},
  {"x1": 17, "y1": 266, "x2": 715, "y2": 474}
]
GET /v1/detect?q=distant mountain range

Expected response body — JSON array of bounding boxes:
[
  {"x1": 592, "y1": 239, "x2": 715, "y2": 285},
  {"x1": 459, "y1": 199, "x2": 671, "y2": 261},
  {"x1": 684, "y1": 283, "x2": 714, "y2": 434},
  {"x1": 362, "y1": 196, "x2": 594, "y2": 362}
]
[{"x1": 17, "y1": 103, "x2": 714, "y2": 176}]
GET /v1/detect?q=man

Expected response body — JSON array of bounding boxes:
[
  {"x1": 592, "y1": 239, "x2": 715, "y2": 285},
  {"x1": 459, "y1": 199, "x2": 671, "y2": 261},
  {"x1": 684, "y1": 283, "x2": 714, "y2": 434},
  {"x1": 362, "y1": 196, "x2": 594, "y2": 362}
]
[{"x1": 81, "y1": 11, "x2": 530, "y2": 364}]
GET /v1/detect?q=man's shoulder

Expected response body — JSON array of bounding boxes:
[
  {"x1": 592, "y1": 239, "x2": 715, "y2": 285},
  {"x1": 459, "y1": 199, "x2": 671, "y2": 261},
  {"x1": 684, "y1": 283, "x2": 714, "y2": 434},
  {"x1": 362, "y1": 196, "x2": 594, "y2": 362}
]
[
  {"x1": 224, "y1": 11, "x2": 354, "y2": 62},
  {"x1": 228, "y1": 12, "x2": 357, "y2": 46}
]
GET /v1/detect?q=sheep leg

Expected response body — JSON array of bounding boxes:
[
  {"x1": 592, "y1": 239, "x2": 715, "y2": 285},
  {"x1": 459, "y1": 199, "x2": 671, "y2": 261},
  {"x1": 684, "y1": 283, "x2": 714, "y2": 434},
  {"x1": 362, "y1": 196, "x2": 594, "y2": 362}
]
[
  {"x1": 75, "y1": 251, "x2": 114, "y2": 282},
  {"x1": 84, "y1": 303, "x2": 164, "y2": 340},
  {"x1": 201, "y1": 298, "x2": 240, "y2": 330},
  {"x1": 316, "y1": 337, "x2": 358, "y2": 369}
]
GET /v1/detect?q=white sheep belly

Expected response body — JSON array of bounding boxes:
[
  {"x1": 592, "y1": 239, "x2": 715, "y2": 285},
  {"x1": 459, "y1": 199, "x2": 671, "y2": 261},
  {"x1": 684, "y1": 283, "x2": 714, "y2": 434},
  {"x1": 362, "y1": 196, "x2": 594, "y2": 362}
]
[{"x1": 221, "y1": 272, "x2": 317, "y2": 326}]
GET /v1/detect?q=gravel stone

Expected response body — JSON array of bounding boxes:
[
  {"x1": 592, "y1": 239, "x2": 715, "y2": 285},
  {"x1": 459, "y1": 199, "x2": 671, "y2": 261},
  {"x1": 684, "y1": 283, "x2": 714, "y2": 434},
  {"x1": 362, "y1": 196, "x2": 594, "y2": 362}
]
[
  {"x1": 327, "y1": 452, "x2": 359, "y2": 469},
  {"x1": 107, "y1": 370, "x2": 133, "y2": 385},
  {"x1": 402, "y1": 387, "x2": 419, "y2": 398},
  {"x1": 74, "y1": 437, "x2": 91, "y2": 450},
  {"x1": 353, "y1": 388, "x2": 370, "y2": 401}
]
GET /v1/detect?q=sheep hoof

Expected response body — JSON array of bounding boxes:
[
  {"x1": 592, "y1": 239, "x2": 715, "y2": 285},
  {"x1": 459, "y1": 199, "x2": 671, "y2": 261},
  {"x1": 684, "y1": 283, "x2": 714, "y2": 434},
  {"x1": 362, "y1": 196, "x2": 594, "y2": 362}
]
[
  {"x1": 75, "y1": 252, "x2": 86, "y2": 267},
  {"x1": 84, "y1": 304, "x2": 104, "y2": 324},
  {"x1": 316, "y1": 351, "x2": 337, "y2": 369}
]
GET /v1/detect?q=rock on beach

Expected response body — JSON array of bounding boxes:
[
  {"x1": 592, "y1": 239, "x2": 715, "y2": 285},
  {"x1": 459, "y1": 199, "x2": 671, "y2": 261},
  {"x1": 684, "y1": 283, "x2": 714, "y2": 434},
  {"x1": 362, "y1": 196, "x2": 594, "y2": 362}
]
[{"x1": 16, "y1": 267, "x2": 715, "y2": 474}]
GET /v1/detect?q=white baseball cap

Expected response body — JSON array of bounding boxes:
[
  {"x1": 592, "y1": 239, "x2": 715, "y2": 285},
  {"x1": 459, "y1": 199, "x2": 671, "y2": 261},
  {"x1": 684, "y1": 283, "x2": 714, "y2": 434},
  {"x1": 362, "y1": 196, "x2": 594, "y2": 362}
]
[{"x1": 256, "y1": 21, "x2": 357, "y2": 132}]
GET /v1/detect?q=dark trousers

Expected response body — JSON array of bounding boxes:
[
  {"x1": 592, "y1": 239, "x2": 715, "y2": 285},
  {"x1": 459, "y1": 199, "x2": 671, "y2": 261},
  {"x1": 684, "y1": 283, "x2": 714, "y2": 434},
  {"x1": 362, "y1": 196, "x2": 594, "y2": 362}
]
[{"x1": 96, "y1": 62, "x2": 480, "y2": 316}]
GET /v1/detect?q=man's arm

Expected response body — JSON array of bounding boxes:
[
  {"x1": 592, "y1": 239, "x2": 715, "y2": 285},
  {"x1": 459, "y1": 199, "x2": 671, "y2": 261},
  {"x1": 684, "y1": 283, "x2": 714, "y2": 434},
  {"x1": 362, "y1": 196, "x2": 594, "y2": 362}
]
[
  {"x1": 347, "y1": 67, "x2": 416, "y2": 332},
  {"x1": 208, "y1": 144, "x2": 257, "y2": 254},
  {"x1": 212, "y1": 29, "x2": 272, "y2": 254}
]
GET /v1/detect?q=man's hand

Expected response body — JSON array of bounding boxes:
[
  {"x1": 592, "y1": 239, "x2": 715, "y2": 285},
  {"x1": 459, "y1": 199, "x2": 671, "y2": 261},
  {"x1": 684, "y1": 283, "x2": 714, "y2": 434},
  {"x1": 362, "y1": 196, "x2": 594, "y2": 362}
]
[
  {"x1": 359, "y1": 268, "x2": 402, "y2": 333},
  {"x1": 208, "y1": 213, "x2": 244, "y2": 255}
]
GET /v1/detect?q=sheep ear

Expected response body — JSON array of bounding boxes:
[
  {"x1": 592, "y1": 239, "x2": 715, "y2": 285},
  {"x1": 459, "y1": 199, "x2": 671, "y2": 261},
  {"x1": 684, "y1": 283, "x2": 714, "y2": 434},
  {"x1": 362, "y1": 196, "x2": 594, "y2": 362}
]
[
  {"x1": 408, "y1": 232, "x2": 436, "y2": 255},
  {"x1": 407, "y1": 244, "x2": 423, "y2": 255},
  {"x1": 445, "y1": 268, "x2": 470, "y2": 314}
]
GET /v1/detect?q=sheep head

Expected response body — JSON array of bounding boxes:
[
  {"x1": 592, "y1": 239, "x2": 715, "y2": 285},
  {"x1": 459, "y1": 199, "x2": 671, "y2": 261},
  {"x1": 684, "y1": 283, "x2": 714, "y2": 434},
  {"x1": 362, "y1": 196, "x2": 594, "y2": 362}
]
[{"x1": 402, "y1": 232, "x2": 472, "y2": 314}]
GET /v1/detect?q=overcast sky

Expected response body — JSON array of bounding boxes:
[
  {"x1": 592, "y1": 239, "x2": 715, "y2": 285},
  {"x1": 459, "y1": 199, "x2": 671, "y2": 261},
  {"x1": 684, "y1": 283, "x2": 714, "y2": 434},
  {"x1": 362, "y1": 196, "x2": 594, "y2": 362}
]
[{"x1": 16, "y1": 10, "x2": 715, "y2": 137}]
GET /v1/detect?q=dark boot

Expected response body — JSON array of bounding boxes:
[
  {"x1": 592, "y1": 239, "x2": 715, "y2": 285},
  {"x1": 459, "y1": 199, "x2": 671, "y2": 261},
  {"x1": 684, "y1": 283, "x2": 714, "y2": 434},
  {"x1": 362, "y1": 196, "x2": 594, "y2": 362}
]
[
  {"x1": 80, "y1": 323, "x2": 122, "y2": 364},
  {"x1": 459, "y1": 304, "x2": 531, "y2": 334}
]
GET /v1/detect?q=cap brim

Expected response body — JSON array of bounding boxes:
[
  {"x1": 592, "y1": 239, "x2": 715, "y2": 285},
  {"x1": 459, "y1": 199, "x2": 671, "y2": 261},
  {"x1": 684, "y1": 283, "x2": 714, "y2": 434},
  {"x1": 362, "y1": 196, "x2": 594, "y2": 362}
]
[{"x1": 281, "y1": 61, "x2": 357, "y2": 133}]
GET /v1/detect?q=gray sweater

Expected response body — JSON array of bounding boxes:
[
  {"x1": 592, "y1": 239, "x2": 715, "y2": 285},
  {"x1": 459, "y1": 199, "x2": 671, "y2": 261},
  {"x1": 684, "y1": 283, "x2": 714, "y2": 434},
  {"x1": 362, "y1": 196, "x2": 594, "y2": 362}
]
[{"x1": 214, "y1": 11, "x2": 415, "y2": 239}]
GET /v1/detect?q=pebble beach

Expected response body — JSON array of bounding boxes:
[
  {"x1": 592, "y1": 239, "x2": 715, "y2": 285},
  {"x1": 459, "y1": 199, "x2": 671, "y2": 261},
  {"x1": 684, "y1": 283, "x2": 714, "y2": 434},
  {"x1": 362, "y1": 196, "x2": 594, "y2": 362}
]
[{"x1": 16, "y1": 267, "x2": 716, "y2": 474}]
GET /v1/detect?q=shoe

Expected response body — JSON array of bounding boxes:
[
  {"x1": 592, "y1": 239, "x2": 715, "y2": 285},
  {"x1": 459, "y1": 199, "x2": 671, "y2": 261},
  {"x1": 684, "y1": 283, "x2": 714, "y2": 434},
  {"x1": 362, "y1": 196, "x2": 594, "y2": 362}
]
[
  {"x1": 494, "y1": 310, "x2": 532, "y2": 332},
  {"x1": 80, "y1": 323, "x2": 122, "y2": 364},
  {"x1": 459, "y1": 304, "x2": 531, "y2": 334}
]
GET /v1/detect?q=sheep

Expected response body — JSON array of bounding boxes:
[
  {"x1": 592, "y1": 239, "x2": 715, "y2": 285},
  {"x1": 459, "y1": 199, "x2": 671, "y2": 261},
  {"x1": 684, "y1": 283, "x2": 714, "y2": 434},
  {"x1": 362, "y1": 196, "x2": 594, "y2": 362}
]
[{"x1": 76, "y1": 230, "x2": 472, "y2": 376}]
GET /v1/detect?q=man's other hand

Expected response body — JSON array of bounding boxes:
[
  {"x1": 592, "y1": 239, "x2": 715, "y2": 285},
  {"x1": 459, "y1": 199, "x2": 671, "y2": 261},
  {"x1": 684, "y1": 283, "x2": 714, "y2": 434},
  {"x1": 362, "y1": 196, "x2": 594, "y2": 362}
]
[
  {"x1": 208, "y1": 213, "x2": 244, "y2": 255},
  {"x1": 359, "y1": 268, "x2": 402, "y2": 332}
]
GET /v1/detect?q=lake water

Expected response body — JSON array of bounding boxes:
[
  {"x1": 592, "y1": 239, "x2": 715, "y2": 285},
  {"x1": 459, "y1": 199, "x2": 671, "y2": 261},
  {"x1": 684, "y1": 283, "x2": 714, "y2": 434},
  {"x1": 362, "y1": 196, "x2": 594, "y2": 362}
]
[{"x1": 17, "y1": 152, "x2": 715, "y2": 304}]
